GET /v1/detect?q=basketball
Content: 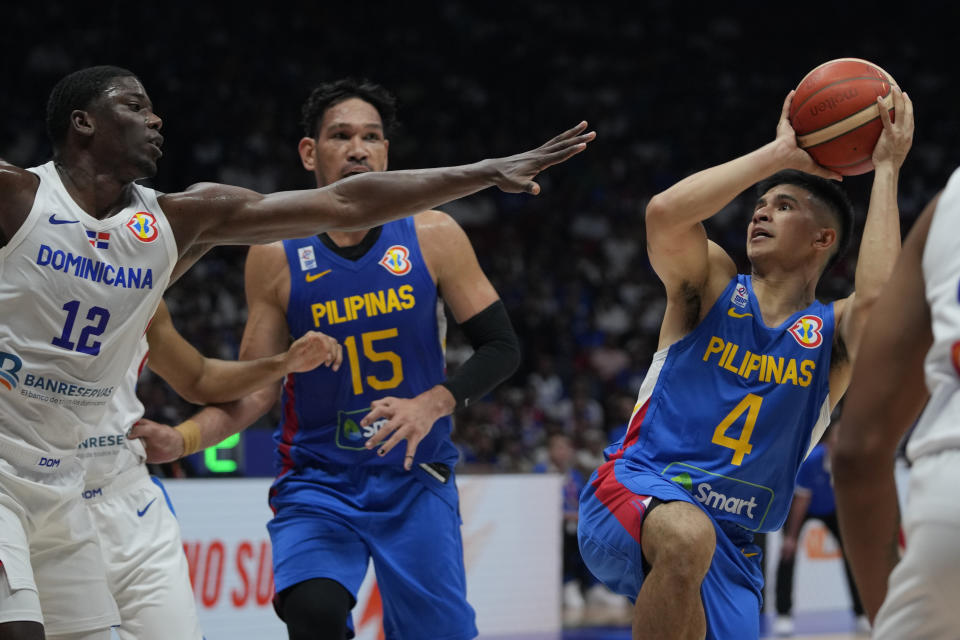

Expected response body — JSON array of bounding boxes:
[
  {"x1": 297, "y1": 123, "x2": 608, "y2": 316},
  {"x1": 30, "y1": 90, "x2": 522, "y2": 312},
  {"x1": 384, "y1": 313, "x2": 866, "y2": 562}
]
[{"x1": 789, "y1": 58, "x2": 897, "y2": 176}]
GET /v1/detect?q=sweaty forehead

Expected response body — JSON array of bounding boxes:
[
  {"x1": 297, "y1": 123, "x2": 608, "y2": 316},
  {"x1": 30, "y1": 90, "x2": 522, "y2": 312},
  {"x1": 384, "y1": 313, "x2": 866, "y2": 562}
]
[
  {"x1": 102, "y1": 76, "x2": 148, "y2": 101},
  {"x1": 760, "y1": 183, "x2": 814, "y2": 204}
]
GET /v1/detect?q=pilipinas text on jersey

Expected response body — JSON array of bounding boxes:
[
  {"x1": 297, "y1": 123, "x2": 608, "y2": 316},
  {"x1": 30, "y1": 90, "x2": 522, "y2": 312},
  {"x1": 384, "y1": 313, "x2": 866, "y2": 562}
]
[{"x1": 275, "y1": 219, "x2": 458, "y2": 475}]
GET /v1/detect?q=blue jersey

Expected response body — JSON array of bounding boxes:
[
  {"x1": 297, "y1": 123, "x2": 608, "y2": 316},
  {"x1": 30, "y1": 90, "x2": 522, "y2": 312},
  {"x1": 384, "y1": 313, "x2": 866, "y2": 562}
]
[
  {"x1": 795, "y1": 443, "x2": 835, "y2": 516},
  {"x1": 275, "y1": 219, "x2": 458, "y2": 476},
  {"x1": 606, "y1": 275, "x2": 834, "y2": 533}
]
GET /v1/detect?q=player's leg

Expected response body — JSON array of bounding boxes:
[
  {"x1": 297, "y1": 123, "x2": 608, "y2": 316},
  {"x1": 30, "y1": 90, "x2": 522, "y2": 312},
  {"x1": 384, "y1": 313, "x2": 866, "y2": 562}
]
[
  {"x1": 267, "y1": 469, "x2": 371, "y2": 640},
  {"x1": 31, "y1": 494, "x2": 120, "y2": 638},
  {"x1": 0, "y1": 492, "x2": 44, "y2": 639},
  {"x1": 821, "y1": 511, "x2": 865, "y2": 618},
  {"x1": 278, "y1": 578, "x2": 354, "y2": 640},
  {"x1": 89, "y1": 472, "x2": 203, "y2": 640},
  {"x1": 366, "y1": 467, "x2": 476, "y2": 640},
  {"x1": 636, "y1": 501, "x2": 716, "y2": 640}
]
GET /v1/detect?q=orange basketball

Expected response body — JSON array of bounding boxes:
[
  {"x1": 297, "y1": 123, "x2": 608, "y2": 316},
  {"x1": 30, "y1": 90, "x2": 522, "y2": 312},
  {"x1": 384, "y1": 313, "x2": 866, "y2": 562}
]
[{"x1": 789, "y1": 58, "x2": 896, "y2": 176}]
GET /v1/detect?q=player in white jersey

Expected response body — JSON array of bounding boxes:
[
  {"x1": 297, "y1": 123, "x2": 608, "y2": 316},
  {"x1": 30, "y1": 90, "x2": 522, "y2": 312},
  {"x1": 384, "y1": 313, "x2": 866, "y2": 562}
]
[
  {"x1": 81, "y1": 300, "x2": 337, "y2": 640},
  {"x1": 833, "y1": 167, "x2": 960, "y2": 638},
  {"x1": 0, "y1": 64, "x2": 593, "y2": 639}
]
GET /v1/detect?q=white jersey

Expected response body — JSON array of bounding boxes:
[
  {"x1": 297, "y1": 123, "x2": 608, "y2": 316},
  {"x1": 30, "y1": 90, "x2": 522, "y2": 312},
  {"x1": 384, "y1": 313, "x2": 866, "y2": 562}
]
[
  {"x1": 909, "y1": 167, "x2": 960, "y2": 461},
  {"x1": 79, "y1": 337, "x2": 149, "y2": 489},
  {"x1": 0, "y1": 161, "x2": 177, "y2": 454}
]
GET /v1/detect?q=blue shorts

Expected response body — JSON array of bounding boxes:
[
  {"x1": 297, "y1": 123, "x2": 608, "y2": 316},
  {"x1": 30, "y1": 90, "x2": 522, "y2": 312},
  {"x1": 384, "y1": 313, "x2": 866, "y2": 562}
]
[
  {"x1": 268, "y1": 464, "x2": 476, "y2": 640},
  {"x1": 578, "y1": 460, "x2": 764, "y2": 640}
]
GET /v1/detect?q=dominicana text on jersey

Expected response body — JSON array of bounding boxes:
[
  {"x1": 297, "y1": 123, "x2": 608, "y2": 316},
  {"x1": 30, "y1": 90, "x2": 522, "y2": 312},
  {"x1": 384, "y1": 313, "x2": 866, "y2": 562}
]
[
  {"x1": 275, "y1": 218, "x2": 458, "y2": 476},
  {"x1": 606, "y1": 275, "x2": 834, "y2": 532}
]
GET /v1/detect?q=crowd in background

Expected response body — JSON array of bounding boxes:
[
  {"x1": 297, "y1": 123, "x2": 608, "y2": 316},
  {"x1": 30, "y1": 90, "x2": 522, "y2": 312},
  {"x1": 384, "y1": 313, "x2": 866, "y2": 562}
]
[{"x1": 3, "y1": 3, "x2": 957, "y2": 480}]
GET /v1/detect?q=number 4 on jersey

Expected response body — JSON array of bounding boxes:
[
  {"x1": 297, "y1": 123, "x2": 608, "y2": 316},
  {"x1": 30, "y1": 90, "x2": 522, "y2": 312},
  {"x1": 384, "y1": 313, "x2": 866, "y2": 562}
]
[{"x1": 711, "y1": 393, "x2": 763, "y2": 465}]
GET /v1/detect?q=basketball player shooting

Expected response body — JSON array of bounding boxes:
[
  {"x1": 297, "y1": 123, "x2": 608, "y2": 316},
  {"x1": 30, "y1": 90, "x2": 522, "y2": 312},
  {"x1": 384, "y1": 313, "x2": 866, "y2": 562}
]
[{"x1": 576, "y1": 84, "x2": 913, "y2": 640}]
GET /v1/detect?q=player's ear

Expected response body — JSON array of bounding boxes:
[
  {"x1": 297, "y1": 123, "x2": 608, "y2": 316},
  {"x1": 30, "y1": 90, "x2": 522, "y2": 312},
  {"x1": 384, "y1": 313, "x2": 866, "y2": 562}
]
[
  {"x1": 815, "y1": 227, "x2": 837, "y2": 250},
  {"x1": 70, "y1": 109, "x2": 95, "y2": 139},
  {"x1": 298, "y1": 137, "x2": 317, "y2": 171}
]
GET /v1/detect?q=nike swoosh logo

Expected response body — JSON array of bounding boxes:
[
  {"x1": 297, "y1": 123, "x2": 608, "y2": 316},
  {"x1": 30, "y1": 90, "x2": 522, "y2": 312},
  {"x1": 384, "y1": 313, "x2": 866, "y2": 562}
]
[
  {"x1": 137, "y1": 498, "x2": 158, "y2": 517},
  {"x1": 48, "y1": 214, "x2": 78, "y2": 225},
  {"x1": 742, "y1": 550, "x2": 759, "y2": 558},
  {"x1": 305, "y1": 269, "x2": 331, "y2": 282},
  {"x1": 728, "y1": 308, "x2": 753, "y2": 319}
]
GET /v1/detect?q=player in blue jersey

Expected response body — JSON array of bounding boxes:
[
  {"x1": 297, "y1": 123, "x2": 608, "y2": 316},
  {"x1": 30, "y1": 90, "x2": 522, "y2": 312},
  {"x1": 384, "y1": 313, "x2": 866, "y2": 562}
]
[
  {"x1": 577, "y1": 88, "x2": 914, "y2": 640},
  {"x1": 133, "y1": 79, "x2": 522, "y2": 640}
]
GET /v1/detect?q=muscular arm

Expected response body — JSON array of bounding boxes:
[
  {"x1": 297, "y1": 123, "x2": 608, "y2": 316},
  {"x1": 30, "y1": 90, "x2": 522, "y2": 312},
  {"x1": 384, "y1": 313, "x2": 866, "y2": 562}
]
[
  {"x1": 145, "y1": 298, "x2": 338, "y2": 405},
  {"x1": 832, "y1": 196, "x2": 935, "y2": 622},
  {"x1": 131, "y1": 245, "x2": 310, "y2": 461},
  {"x1": 159, "y1": 123, "x2": 594, "y2": 257},
  {"x1": 831, "y1": 89, "x2": 914, "y2": 400},
  {"x1": 644, "y1": 93, "x2": 838, "y2": 347},
  {"x1": 362, "y1": 211, "x2": 520, "y2": 467}
]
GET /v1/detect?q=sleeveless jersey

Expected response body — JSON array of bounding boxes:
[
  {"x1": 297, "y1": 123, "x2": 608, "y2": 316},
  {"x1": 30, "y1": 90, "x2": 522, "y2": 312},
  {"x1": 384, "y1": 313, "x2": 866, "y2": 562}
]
[
  {"x1": 78, "y1": 338, "x2": 149, "y2": 488},
  {"x1": 607, "y1": 275, "x2": 834, "y2": 532},
  {"x1": 276, "y1": 218, "x2": 457, "y2": 475},
  {"x1": 0, "y1": 162, "x2": 177, "y2": 453},
  {"x1": 909, "y1": 167, "x2": 960, "y2": 461}
]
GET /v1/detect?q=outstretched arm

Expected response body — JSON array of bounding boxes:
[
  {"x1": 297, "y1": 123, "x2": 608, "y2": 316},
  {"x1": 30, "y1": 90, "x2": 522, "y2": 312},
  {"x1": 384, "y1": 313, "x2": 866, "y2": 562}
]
[
  {"x1": 833, "y1": 88, "x2": 914, "y2": 397},
  {"x1": 145, "y1": 299, "x2": 341, "y2": 404},
  {"x1": 161, "y1": 123, "x2": 595, "y2": 259},
  {"x1": 644, "y1": 92, "x2": 840, "y2": 346},
  {"x1": 832, "y1": 195, "x2": 935, "y2": 622}
]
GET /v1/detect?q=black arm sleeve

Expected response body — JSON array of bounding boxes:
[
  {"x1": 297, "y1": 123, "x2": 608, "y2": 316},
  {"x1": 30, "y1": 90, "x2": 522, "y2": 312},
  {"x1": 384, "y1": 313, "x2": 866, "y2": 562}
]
[{"x1": 440, "y1": 300, "x2": 520, "y2": 408}]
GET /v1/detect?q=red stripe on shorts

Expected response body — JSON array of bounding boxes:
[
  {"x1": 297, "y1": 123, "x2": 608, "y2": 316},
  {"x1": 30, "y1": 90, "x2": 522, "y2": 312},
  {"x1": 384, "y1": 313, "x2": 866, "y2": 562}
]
[{"x1": 592, "y1": 460, "x2": 651, "y2": 545}]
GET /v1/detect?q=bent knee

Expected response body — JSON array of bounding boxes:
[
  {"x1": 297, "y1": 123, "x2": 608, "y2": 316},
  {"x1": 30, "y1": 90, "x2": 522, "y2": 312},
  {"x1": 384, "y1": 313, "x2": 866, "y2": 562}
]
[{"x1": 642, "y1": 501, "x2": 716, "y2": 576}]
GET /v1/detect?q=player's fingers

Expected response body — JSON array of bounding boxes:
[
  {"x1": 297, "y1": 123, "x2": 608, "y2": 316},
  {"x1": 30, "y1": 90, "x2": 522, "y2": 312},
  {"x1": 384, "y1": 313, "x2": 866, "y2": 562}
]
[
  {"x1": 541, "y1": 131, "x2": 596, "y2": 155},
  {"x1": 877, "y1": 95, "x2": 893, "y2": 129},
  {"x1": 331, "y1": 343, "x2": 343, "y2": 372},
  {"x1": 361, "y1": 403, "x2": 391, "y2": 429},
  {"x1": 375, "y1": 424, "x2": 408, "y2": 457},
  {"x1": 540, "y1": 121, "x2": 588, "y2": 147},
  {"x1": 402, "y1": 436, "x2": 423, "y2": 471},
  {"x1": 780, "y1": 90, "x2": 795, "y2": 121}
]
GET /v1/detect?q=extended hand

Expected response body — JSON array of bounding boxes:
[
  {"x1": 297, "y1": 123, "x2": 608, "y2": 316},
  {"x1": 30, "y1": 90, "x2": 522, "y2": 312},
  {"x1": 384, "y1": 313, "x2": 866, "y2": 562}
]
[
  {"x1": 486, "y1": 121, "x2": 596, "y2": 195},
  {"x1": 361, "y1": 387, "x2": 455, "y2": 470},
  {"x1": 872, "y1": 86, "x2": 914, "y2": 170},
  {"x1": 776, "y1": 91, "x2": 843, "y2": 181},
  {"x1": 128, "y1": 418, "x2": 185, "y2": 463},
  {"x1": 284, "y1": 330, "x2": 342, "y2": 373}
]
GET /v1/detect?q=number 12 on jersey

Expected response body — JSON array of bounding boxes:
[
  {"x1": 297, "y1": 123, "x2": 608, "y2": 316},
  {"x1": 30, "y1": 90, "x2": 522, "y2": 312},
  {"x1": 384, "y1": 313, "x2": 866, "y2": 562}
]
[
  {"x1": 342, "y1": 328, "x2": 404, "y2": 395},
  {"x1": 711, "y1": 393, "x2": 763, "y2": 465}
]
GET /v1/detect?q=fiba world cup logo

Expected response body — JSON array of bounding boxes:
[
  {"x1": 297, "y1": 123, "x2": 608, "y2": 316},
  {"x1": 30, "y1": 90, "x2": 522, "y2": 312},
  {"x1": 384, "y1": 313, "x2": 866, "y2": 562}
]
[
  {"x1": 788, "y1": 315, "x2": 824, "y2": 349},
  {"x1": 378, "y1": 245, "x2": 412, "y2": 276}
]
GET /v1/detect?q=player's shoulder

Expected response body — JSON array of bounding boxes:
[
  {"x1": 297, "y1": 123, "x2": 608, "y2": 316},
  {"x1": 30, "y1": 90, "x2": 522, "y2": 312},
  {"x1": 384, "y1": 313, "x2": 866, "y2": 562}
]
[{"x1": 0, "y1": 159, "x2": 40, "y2": 193}]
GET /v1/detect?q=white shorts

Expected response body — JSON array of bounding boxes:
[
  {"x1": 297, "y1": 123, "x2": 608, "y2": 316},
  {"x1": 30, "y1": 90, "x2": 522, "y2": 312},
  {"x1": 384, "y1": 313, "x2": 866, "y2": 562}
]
[
  {"x1": 874, "y1": 449, "x2": 960, "y2": 639},
  {"x1": 0, "y1": 439, "x2": 119, "y2": 634},
  {"x1": 84, "y1": 464, "x2": 203, "y2": 640}
]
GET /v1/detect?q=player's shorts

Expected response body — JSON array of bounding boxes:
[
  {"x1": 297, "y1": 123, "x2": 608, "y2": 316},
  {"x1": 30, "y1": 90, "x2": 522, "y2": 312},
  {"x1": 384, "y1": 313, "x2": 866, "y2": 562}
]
[
  {"x1": 578, "y1": 460, "x2": 764, "y2": 640},
  {"x1": 0, "y1": 436, "x2": 120, "y2": 634},
  {"x1": 873, "y1": 449, "x2": 960, "y2": 639},
  {"x1": 83, "y1": 464, "x2": 203, "y2": 640},
  {"x1": 268, "y1": 463, "x2": 477, "y2": 640}
]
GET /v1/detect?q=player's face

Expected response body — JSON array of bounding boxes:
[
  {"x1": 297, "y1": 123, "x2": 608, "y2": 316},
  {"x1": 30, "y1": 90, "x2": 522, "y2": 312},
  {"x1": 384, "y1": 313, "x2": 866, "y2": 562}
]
[
  {"x1": 88, "y1": 77, "x2": 164, "y2": 180},
  {"x1": 746, "y1": 184, "x2": 827, "y2": 267},
  {"x1": 302, "y1": 97, "x2": 388, "y2": 187}
]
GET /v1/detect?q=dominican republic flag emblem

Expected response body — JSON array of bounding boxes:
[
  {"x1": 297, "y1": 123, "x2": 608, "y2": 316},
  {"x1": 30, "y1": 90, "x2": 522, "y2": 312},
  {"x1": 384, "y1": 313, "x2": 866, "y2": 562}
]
[{"x1": 86, "y1": 230, "x2": 110, "y2": 249}]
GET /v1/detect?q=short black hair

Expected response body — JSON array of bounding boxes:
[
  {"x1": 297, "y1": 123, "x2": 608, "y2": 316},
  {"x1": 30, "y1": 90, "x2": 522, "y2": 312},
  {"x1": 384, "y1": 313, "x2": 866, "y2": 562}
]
[
  {"x1": 755, "y1": 169, "x2": 855, "y2": 271},
  {"x1": 300, "y1": 78, "x2": 398, "y2": 139},
  {"x1": 46, "y1": 65, "x2": 139, "y2": 149}
]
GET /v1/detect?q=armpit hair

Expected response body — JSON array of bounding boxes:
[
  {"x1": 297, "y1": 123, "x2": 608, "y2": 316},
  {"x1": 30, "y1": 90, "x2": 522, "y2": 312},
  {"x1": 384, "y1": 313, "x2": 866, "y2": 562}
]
[
  {"x1": 831, "y1": 331, "x2": 850, "y2": 369},
  {"x1": 679, "y1": 281, "x2": 702, "y2": 332}
]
